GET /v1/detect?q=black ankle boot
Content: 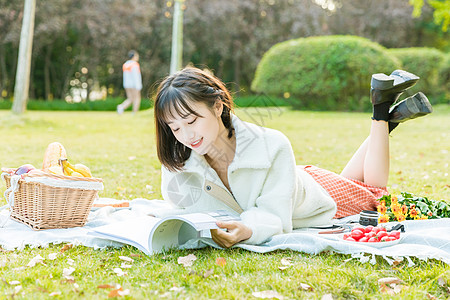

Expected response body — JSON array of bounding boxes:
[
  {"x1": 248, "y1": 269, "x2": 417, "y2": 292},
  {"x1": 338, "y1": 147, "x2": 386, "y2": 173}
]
[
  {"x1": 389, "y1": 92, "x2": 433, "y2": 123},
  {"x1": 370, "y1": 70, "x2": 420, "y2": 105}
]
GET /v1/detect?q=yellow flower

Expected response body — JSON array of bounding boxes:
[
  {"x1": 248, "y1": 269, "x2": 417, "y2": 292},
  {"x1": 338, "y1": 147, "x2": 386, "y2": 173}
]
[
  {"x1": 378, "y1": 214, "x2": 389, "y2": 223},
  {"x1": 380, "y1": 200, "x2": 386, "y2": 206},
  {"x1": 410, "y1": 208, "x2": 418, "y2": 218},
  {"x1": 396, "y1": 213, "x2": 406, "y2": 222},
  {"x1": 391, "y1": 195, "x2": 398, "y2": 203},
  {"x1": 421, "y1": 215, "x2": 428, "y2": 220},
  {"x1": 391, "y1": 203, "x2": 401, "y2": 215},
  {"x1": 401, "y1": 204, "x2": 408, "y2": 214},
  {"x1": 427, "y1": 211, "x2": 433, "y2": 217},
  {"x1": 377, "y1": 204, "x2": 387, "y2": 214}
]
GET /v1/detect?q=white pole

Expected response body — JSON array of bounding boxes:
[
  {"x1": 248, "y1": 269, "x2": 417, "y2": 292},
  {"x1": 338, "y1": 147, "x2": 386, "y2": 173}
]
[
  {"x1": 170, "y1": 0, "x2": 184, "y2": 75},
  {"x1": 12, "y1": 0, "x2": 36, "y2": 114}
]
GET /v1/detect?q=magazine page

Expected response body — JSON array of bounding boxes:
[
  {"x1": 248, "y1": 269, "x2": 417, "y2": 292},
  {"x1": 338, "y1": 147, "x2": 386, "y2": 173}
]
[
  {"x1": 149, "y1": 210, "x2": 241, "y2": 253},
  {"x1": 89, "y1": 216, "x2": 160, "y2": 256}
]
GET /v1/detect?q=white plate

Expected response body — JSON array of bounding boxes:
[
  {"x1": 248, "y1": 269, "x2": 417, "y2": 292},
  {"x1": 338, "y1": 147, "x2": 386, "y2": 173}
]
[{"x1": 338, "y1": 233, "x2": 402, "y2": 248}]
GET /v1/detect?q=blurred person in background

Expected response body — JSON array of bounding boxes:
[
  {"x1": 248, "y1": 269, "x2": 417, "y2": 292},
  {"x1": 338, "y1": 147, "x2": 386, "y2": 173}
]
[{"x1": 117, "y1": 50, "x2": 142, "y2": 114}]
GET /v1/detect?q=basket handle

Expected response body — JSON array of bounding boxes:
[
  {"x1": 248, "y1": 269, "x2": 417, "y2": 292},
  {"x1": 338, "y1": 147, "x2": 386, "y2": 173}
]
[{"x1": 2, "y1": 173, "x2": 21, "y2": 208}]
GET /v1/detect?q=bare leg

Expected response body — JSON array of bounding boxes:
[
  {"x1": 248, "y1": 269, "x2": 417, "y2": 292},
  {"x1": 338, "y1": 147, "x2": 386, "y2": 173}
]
[
  {"x1": 341, "y1": 120, "x2": 389, "y2": 187},
  {"x1": 131, "y1": 89, "x2": 141, "y2": 114},
  {"x1": 364, "y1": 120, "x2": 389, "y2": 187},
  {"x1": 118, "y1": 88, "x2": 134, "y2": 111},
  {"x1": 340, "y1": 137, "x2": 369, "y2": 182}
]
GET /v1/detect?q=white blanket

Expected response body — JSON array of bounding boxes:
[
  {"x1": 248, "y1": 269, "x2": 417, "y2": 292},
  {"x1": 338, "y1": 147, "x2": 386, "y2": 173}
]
[{"x1": 1, "y1": 198, "x2": 449, "y2": 265}]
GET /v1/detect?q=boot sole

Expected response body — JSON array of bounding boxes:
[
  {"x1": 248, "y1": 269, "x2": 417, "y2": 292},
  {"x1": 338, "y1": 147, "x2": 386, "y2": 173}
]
[{"x1": 389, "y1": 92, "x2": 433, "y2": 123}]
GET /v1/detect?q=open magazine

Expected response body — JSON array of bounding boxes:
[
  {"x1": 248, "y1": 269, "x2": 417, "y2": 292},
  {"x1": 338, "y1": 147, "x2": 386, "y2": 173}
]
[{"x1": 89, "y1": 210, "x2": 240, "y2": 255}]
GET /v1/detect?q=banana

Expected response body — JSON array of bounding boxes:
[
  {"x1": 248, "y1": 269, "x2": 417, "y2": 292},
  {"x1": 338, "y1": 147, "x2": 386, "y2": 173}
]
[{"x1": 60, "y1": 159, "x2": 92, "y2": 178}]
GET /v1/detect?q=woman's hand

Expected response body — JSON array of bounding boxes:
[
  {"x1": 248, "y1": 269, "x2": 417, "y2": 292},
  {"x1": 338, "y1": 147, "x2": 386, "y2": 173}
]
[{"x1": 210, "y1": 221, "x2": 252, "y2": 248}]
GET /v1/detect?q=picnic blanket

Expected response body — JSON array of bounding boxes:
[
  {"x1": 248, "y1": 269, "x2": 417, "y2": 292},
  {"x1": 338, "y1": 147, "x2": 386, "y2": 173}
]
[{"x1": 1, "y1": 198, "x2": 449, "y2": 265}]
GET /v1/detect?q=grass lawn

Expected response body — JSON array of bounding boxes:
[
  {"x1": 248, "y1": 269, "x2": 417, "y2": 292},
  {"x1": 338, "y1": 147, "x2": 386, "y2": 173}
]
[{"x1": 0, "y1": 105, "x2": 449, "y2": 299}]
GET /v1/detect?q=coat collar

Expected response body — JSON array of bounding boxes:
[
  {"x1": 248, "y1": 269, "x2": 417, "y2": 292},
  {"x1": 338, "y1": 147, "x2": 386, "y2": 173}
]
[{"x1": 183, "y1": 114, "x2": 271, "y2": 176}]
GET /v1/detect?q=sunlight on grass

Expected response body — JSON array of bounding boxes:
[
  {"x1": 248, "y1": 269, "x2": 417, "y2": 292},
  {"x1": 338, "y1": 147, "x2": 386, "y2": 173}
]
[{"x1": 0, "y1": 106, "x2": 449, "y2": 299}]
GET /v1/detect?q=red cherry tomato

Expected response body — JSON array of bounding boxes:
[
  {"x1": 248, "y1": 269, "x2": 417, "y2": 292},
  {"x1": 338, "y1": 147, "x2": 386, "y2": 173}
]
[
  {"x1": 366, "y1": 232, "x2": 377, "y2": 239},
  {"x1": 345, "y1": 237, "x2": 356, "y2": 242},
  {"x1": 386, "y1": 237, "x2": 396, "y2": 241},
  {"x1": 364, "y1": 225, "x2": 374, "y2": 233},
  {"x1": 359, "y1": 237, "x2": 369, "y2": 242},
  {"x1": 372, "y1": 227, "x2": 381, "y2": 234},
  {"x1": 377, "y1": 231, "x2": 388, "y2": 239},
  {"x1": 368, "y1": 237, "x2": 379, "y2": 243},
  {"x1": 351, "y1": 229, "x2": 365, "y2": 241},
  {"x1": 388, "y1": 231, "x2": 401, "y2": 240},
  {"x1": 352, "y1": 227, "x2": 366, "y2": 233},
  {"x1": 380, "y1": 236, "x2": 389, "y2": 242},
  {"x1": 378, "y1": 226, "x2": 387, "y2": 232},
  {"x1": 343, "y1": 233, "x2": 351, "y2": 239}
]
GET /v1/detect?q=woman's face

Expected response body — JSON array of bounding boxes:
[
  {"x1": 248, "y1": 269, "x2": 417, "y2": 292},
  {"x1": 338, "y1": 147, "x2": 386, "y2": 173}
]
[{"x1": 166, "y1": 100, "x2": 224, "y2": 156}]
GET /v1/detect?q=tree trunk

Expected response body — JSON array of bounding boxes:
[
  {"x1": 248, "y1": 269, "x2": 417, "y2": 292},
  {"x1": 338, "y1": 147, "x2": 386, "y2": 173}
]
[
  {"x1": 170, "y1": 0, "x2": 184, "y2": 74},
  {"x1": 12, "y1": 0, "x2": 36, "y2": 114},
  {"x1": 44, "y1": 44, "x2": 52, "y2": 100}
]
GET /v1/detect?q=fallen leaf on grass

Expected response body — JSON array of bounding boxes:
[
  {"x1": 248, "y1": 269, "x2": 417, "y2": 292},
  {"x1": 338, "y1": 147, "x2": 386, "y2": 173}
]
[
  {"x1": 27, "y1": 255, "x2": 45, "y2": 267},
  {"x1": 63, "y1": 267, "x2": 75, "y2": 280},
  {"x1": 252, "y1": 290, "x2": 284, "y2": 299},
  {"x1": 278, "y1": 266, "x2": 289, "y2": 271},
  {"x1": 169, "y1": 286, "x2": 185, "y2": 293},
  {"x1": 215, "y1": 257, "x2": 226, "y2": 267},
  {"x1": 119, "y1": 256, "x2": 133, "y2": 262},
  {"x1": 299, "y1": 283, "x2": 313, "y2": 291},
  {"x1": 67, "y1": 258, "x2": 75, "y2": 266},
  {"x1": 129, "y1": 253, "x2": 141, "y2": 258},
  {"x1": 108, "y1": 287, "x2": 130, "y2": 297},
  {"x1": 49, "y1": 291, "x2": 61, "y2": 297},
  {"x1": 120, "y1": 263, "x2": 132, "y2": 269},
  {"x1": 378, "y1": 277, "x2": 402, "y2": 285},
  {"x1": 48, "y1": 253, "x2": 58, "y2": 260},
  {"x1": 177, "y1": 254, "x2": 197, "y2": 267},
  {"x1": 98, "y1": 284, "x2": 116, "y2": 289},
  {"x1": 9, "y1": 280, "x2": 20, "y2": 285},
  {"x1": 113, "y1": 268, "x2": 127, "y2": 277},
  {"x1": 280, "y1": 258, "x2": 292, "y2": 266},
  {"x1": 321, "y1": 294, "x2": 334, "y2": 300},
  {"x1": 60, "y1": 244, "x2": 73, "y2": 253},
  {"x1": 426, "y1": 293, "x2": 437, "y2": 299},
  {"x1": 378, "y1": 282, "x2": 403, "y2": 295}
]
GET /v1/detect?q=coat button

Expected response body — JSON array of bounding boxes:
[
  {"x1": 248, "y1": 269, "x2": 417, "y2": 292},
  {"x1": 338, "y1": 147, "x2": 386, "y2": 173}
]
[{"x1": 206, "y1": 185, "x2": 211, "y2": 191}]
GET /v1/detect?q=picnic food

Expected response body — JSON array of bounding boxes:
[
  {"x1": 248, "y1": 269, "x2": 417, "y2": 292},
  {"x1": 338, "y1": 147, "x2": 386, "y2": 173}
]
[
  {"x1": 60, "y1": 159, "x2": 93, "y2": 178},
  {"x1": 42, "y1": 142, "x2": 67, "y2": 171},
  {"x1": 14, "y1": 164, "x2": 36, "y2": 175},
  {"x1": 343, "y1": 225, "x2": 400, "y2": 243}
]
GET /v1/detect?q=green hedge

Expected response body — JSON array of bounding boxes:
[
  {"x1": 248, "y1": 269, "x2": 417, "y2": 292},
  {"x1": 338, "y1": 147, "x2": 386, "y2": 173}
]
[
  {"x1": 251, "y1": 35, "x2": 400, "y2": 111},
  {"x1": 0, "y1": 97, "x2": 153, "y2": 111},
  {"x1": 387, "y1": 47, "x2": 446, "y2": 102},
  {"x1": 438, "y1": 53, "x2": 450, "y2": 103}
]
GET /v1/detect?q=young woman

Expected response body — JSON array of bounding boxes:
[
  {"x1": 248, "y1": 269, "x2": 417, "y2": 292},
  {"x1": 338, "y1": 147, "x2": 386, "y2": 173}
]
[
  {"x1": 153, "y1": 67, "x2": 432, "y2": 248},
  {"x1": 117, "y1": 50, "x2": 143, "y2": 114}
]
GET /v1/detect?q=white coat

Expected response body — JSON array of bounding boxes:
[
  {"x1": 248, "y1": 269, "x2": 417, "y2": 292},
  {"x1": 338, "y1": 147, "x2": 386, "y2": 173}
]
[{"x1": 158, "y1": 115, "x2": 337, "y2": 245}]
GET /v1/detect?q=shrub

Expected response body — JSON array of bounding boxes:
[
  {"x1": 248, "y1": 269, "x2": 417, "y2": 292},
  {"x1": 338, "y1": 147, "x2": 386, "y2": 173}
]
[
  {"x1": 387, "y1": 47, "x2": 446, "y2": 102},
  {"x1": 0, "y1": 97, "x2": 153, "y2": 111},
  {"x1": 438, "y1": 53, "x2": 450, "y2": 103},
  {"x1": 251, "y1": 35, "x2": 400, "y2": 111}
]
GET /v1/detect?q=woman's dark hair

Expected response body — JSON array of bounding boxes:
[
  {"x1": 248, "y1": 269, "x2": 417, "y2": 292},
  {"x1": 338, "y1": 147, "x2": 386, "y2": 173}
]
[
  {"x1": 128, "y1": 50, "x2": 137, "y2": 59},
  {"x1": 154, "y1": 67, "x2": 234, "y2": 171}
]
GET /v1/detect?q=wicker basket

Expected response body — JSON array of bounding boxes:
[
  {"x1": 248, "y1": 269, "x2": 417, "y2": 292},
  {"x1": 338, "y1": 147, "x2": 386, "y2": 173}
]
[{"x1": 2, "y1": 168, "x2": 103, "y2": 230}]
